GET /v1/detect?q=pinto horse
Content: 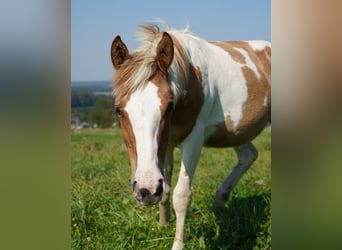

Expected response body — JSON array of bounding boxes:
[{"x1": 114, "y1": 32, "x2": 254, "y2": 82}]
[{"x1": 111, "y1": 23, "x2": 271, "y2": 250}]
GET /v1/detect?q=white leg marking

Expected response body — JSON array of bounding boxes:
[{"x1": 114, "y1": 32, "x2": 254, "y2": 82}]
[{"x1": 172, "y1": 125, "x2": 204, "y2": 250}]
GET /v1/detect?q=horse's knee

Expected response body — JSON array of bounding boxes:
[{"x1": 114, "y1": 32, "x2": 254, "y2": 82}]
[
  {"x1": 173, "y1": 183, "x2": 192, "y2": 214},
  {"x1": 236, "y1": 143, "x2": 258, "y2": 165}
]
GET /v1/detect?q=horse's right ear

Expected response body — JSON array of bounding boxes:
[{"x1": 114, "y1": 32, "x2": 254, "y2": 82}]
[
  {"x1": 156, "y1": 32, "x2": 174, "y2": 73},
  {"x1": 111, "y1": 36, "x2": 130, "y2": 70}
]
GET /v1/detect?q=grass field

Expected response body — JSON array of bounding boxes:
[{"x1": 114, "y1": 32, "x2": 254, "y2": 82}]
[{"x1": 71, "y1": 128, "x2": 271, "y2": 249}]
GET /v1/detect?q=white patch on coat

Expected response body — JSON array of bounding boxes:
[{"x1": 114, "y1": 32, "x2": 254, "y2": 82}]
[
  {"x1": 206, "y1": 44, "x2": 248, "y2": 131},
  {"x1": 166, "y1": 31, "x2": 250, "y2": 132},
  {"x1": 233, "y1": 47, "x2": 261, "y2": 80},
  {"x1": 248, "y1": 40, "x2": 271, "y2": 51},
  {"x1": 263, "y1": 96, "x2": 268, "y2": 107},
  {"x1": 125, "y1": 82, "x2": 163, "y2": 188}
]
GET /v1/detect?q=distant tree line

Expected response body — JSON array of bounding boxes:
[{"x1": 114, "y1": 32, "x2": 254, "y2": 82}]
[
  {"x1": 71, "y1": 91, "x2": 99, "y2": 108},
  {"x1": 71, "y1": 91, "x2": 118, "y2": 128},
  {"x1": 89, "y1": 98, "x2": 115, "y2": 128}
]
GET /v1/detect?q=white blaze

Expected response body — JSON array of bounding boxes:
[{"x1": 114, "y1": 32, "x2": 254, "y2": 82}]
[{"x1": 125, "y1": 82, "x2": 163, "y2": 188}]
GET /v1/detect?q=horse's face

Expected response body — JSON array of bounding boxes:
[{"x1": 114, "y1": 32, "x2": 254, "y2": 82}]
[{"x1": 111, "y1": 33, "x2": 174, "y2": 205}]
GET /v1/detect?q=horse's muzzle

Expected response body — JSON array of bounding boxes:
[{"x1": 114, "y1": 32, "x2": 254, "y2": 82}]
[{"x1": 133, "y1": 179, "x2": 164, "y2": 205}]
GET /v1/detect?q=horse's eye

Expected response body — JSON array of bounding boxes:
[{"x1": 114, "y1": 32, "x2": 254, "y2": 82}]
[
  {"x1": 165, "y1": 101, "x2": 174, "y2": 115},
  {"x1": 115, "y1": 106, "x2": 122, "y2": 116}
]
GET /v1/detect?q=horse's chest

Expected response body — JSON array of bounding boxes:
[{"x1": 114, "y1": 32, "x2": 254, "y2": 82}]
[{"x1": 168, "y1": 98, "x2": 201, "y2": 146}]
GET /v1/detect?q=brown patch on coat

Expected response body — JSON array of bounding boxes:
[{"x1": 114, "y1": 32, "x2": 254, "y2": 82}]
[
  {"x1": 255, "y1": 46, "x2": 271, "y2": 82},
  {"x1": 236, "y1": 64, "x2": 270, "y2": 142},
  {"x1": 115, "y1": 96, "x2": 138, "y2": 174},
  {"x1": 210, "y1": 41, "x2": 246, "y2": 64},
  {"x1": 235, "y1": 42, "x2": 271, "y2": 137},
  {"x1": 157, "y1": 33, "x2": 204, "y2": 146},
  {"x1": 168, "y1": 64, "x2": 204, "y2": 146},
  {"x1": 204, "y1": 41, "x2": 271, "y2": 147},
  {"x1": 195, "y1": 66, "x2": 202, "y2": 83},
  {"x1": 211, "y1": 41, "x2": 271, "y2": 81}
]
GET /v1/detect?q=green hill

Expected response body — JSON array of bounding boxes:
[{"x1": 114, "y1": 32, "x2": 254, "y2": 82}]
[{"x1": 71, "y1": 80, "x2": 112, "y2": 94}]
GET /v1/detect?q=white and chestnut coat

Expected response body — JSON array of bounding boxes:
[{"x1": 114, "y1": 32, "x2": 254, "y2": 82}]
[{"x1": 111, "y1": 24, "x2": 270, "y2": 250}]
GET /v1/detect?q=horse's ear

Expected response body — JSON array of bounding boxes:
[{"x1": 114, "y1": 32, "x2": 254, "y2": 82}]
[
  {"x1": 111, "y1": 36, "x2": 130, "y2": 70},
  {"x1": 156, "y1": 32, "x2": 174, "y2": 72}
]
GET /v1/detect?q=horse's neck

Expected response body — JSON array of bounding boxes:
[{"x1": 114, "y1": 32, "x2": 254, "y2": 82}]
[{"x1": 176, "y1": 33, "x2": 212, "y2": 70}]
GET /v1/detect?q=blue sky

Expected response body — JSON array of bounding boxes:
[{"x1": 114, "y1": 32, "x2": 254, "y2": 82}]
[{"x1": 71, "y1": 0, "x2": 270, "y2": 81}]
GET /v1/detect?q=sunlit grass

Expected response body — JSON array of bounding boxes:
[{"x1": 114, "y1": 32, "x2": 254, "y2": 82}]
[{"x1": 71, "y1": 128, "x2": 271, "y2": 249}]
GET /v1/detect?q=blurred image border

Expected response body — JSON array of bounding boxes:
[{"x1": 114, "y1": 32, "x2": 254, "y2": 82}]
[{"x1": 0, "y1": 1, "x2": 341, "y2": 249}]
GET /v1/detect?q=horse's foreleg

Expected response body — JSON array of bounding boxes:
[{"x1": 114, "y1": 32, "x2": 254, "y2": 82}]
[
  {"x1": 172, "y1": 126, "x2": 204, "y2": 250},
  {"x1": 159, "y1": 147, "x2": 174, "y2": 226},
  {"x1": 172, "y1": 169, "x2": 191, "y2": 250},
  {"x1": 215, "y1": 142, "x2": 258, "y2": 206}
]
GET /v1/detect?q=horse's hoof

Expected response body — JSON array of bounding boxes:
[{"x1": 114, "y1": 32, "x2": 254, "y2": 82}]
[
  {"x1": 172, "y1": 239, "x2": 185, "y2": 250},
  {"x1": 214, "y1": 191, "x2": 230, "y2": 207}
]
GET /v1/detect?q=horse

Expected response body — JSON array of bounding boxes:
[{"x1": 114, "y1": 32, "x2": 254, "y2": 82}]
[{"x1": 111, "y1": 23, "x2": 271, "y2": 250}]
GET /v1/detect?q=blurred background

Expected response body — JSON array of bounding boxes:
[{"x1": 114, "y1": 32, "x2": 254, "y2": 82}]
[{"x1": 1, "y1": 0, "x2": 341, "y2": 249}]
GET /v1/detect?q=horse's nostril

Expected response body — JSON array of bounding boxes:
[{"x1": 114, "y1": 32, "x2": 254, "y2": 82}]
[
  {"x1": 139, "y1": 188, "x2": 150, "y2": 198},
  {"x1": 155, "y1": 179, "x2": 164, "y2": 196}
]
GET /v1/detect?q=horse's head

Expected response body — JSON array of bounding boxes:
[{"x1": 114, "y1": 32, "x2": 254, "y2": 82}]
[{"x1": 111, "y1": 33, "x2": 174, "y2": 205}]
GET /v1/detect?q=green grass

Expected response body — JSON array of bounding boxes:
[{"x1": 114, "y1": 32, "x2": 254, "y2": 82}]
[{"x1": 72, "y1": 128, "x2": 271, "y2": 249}]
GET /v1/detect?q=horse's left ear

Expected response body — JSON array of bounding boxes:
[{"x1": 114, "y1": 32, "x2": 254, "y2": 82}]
[{"x1": 156, "y1": 32, "x2": 174, "y2": 72}]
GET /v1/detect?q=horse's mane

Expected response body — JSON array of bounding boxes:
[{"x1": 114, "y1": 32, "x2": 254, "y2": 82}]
[{"x1": 114, "y1": 22, "x2": 191, "y2": 102}]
